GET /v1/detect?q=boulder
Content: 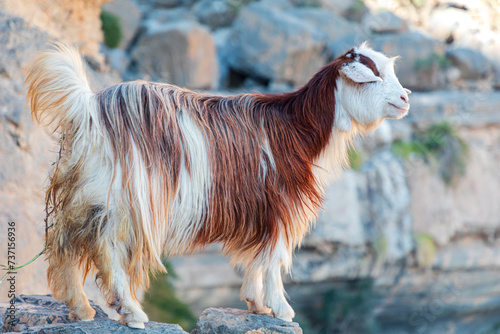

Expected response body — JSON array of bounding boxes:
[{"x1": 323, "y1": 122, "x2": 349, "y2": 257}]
[
  {"x1": 0, "y1": 0, "x2": 109, "y2": 62},
  {"x1": 102, "y1": 0, "x2": 142, "y2": 49},
  {"x1": 225, "y1": 3, "x2": 327, "y2": 86},
  {"x1": 362, "y1": 10, "x2": 408, "y2": 34},
  {"x1": 132, "y1": 20, "x2": 219, "y2": 89},
  {"x1": 191, "y1": 308, "x2": 302, "y2": 334},
  {"x1": 0, "y1": 295, "x2": 188, "y2": 333},
  {"x1": 371, "y1": 32, "x2": 450, "y2": 91},
  {"x1": 287, "y1": 7, "x2": 359, "y2": 59},
  {"x1": 446, "y1": 47, "x2": 494, "y2": 80},
  {"x1": 105, "y1": 48, "x2": 130, "y2": 74},
  {"x1": 152, "y1": 0, "x2": 183, "y2": 8},
  {"x1": 192, "y1": 0, "x2": 236, "y2": 30}
]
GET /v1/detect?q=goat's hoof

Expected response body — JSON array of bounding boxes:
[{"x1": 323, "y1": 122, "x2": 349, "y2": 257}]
[
  {"x1": 246, "y1": 299, "x2": 272, "y2": 315},
  {"x1": 127, "y1": 321, "x2": 145, "y2": 329},
  {"x1": 69, "y1": 306, "x2": 96, "y2": 322},
  {"x1": 275, "y1": 315, "x2": 293, "y2": 322}
]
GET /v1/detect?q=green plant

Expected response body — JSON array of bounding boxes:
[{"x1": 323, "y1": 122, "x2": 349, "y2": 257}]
[
  {"x1": 142, "y1": 260, "x2": 197, "y2": 331},
  {"x1": 373, "y1": 236, "x2": 388, "y2": 261},
  {"x1": 347, "y1": 148, "x2": 363, "y2": 171},
  {"x1": 100, "y1": 10, "x2": 122, "y2": 49},
  {"x1": 294, "y1": 0, "x2": 321, "y2": 7},
  {"x1": 414, "y1": 233, "x2": 437, "y2": 269},
  {"x1": 227, "y1": 0, "x2": 254, "y2": 13},
  {"x1": 414, "y1": 53, "x2": 451, "y2": 71},
  {"x1": 392, "y1": 121, "x2": 469, "y2": 185},
  {"x1": 312, "y1": 280, "x2": 380, "y2": 334}
]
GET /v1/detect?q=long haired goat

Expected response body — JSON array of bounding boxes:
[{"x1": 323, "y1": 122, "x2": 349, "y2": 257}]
[{"x1": 26, "y1": 42, "x2": 410, "y2": 328}]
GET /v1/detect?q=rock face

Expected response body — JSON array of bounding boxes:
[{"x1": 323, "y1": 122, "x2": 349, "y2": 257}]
[
  {"x1": 371, "y1": 32, "x2": 449, "y2": 91},
  {"x1": 191, "y1": 308, "x2": 302, "y2": 334},
  {"x1": 0, "y1": 296, "x2": 302, "y2": 334},
  {"x1": 0, "y1": 0, "x2": 109, "y2": 61},
  {"x1": 225, "y1": 3, "x2": 327, "y2": 86},
  {"x1": 362, "y1": 10, "x2": 408, "y2": 34},
  {"x1": 446, "y1": 47, "x2": 494, "y2": 80},
  {"x1": 0, "y1": 295, "x2": 188, "y2": 333},
  {"x1": 132, "y1": 19, "x2": 219, "y2": 89}
]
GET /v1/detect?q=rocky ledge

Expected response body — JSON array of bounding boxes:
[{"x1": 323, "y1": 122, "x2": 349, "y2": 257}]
[{"x1": 0, "y1": 295, "x2": 302, "y2": 334}]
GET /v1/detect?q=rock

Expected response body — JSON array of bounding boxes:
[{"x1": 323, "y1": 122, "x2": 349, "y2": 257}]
[
  {"x1": 427, "y1": 4, "x2": 488, "y2": 44},
  {"x1": 362, "y1": 10, "x2": 408, "y2": 34},
  {"x1": 287, "y1": 7, "x2": 359, "y2": 59},
  {"x1": 306, "y1": 171, "x2": 364, "y2": 247},
  {"x1": 0, "y1": 294, "x2": 108, "y2": 332},
  {"x1": 0, "y1": 295, "x2": 188, "y2": 333},
  {"x1": 371, "y1": 32, "x2": 450, "y2": 91},
  {"x1": 328, "y1": 33, "x2": 369, "y2": 59},
  {"x1": 446, "y1": 47, "x2": 494, "y2": 80},
  {"x1": 132, "y1": 20, "x2": 219, "y2": 89},
  {"x1": 191, "y1": 308, "x2": 303, "y2": 334},
  {"x1": 152, "y1": 0, "x2": 183, "y2": 8},
  {"x1": 146, "y1": 7, "x2": 196, "y2": 24},
  {"x1": 102, "y1": 0, "x2": 142, "y2": 49},
  {"x1": 213, "y1": 28, "x2": 232, "y2": 88},
  {"x1": 316, "y1": 0, "x2": 357, "y2": 17},
  {"x1": 360, "y1": 152, "x2": 413, "y2": 261},
  {"x1": 304, "y1": 151, "x2": 413, "y2": 260},
  {"x1": 225, "y1": 3, "x2": 327, "y2": 86},
  {"x1": 407, "y1": 125, "x2": 500, "y2": 245},
  {"x1": 0, "y1": 0, "x2": 109, "y2": 62},
  {"x1": 105, "y1": 48, "x2": 130, "y2": 73},
  {"x1": 192, "y1": 0, "x2": 236, "y2": 30}
]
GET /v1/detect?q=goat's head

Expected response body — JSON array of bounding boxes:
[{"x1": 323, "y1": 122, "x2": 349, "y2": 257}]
[{"x1": 335, "y1": 42, "x2": 410, "y2": 131}]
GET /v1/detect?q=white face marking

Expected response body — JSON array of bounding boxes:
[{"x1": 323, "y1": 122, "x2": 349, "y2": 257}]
[{"x1": 336, "y1": 43, "x2": 410, "y2": 129}]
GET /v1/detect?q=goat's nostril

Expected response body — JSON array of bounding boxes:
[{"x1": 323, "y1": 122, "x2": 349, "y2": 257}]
[{"x1": 400, "y1": 95, "x2": 408, "y2": 103}]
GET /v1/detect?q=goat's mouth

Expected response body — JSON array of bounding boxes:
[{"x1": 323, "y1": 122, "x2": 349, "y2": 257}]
[{"x1": 388, "y1": 102, "x2": 410, "y2": 113}]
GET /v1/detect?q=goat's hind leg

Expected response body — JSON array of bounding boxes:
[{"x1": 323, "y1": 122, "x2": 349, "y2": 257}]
[
  {"x1": 47, "y1": 253, "x2": 96, "y2": 321},
  {"x1": 94, "y1": 244, "x2": 148, "y2": 329}
]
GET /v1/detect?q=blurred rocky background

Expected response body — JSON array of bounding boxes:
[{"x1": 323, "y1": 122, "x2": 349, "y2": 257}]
[{"x1": 1, "y1": 0, "x2": 500, "y2": 333}]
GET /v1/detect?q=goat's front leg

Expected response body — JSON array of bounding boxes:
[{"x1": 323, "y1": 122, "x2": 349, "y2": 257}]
[
  {"x1": 241, "y1": 265, "x2": 272, "y2": 315},
  {"x1": 262, "y1": 236, "x2": 295, "y2": 322}
]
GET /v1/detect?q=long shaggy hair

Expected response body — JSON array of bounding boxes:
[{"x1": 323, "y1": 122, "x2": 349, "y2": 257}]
[{"x1": 26, "y1": 42, "x2": 409, "y2": 328}]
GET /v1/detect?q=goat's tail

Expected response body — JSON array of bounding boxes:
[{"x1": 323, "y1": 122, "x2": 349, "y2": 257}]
[
  {"x1": 25, "y1": 43, "x2": 97, "y2": 137},
  {"x1": 25, "y1": 43, "x2": 103, "y2": 298}
]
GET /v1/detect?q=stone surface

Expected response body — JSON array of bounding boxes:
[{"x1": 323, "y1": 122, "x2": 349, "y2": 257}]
[
  {"x1": 192, "y1": 0, "x2": 235, "y2": 30},
  {"x1": 191, "y1": 308, "x2": 302, "y2": 334},
  {"x1": 132, "y1": 19, "x2": 219, "y2": 89},
  {"x1": 287, "y1": 7, "x2": 358, "y2": 60},
  {"x1": 362, "y1": 10, "x2": 408, "y2": 34},
  {"x1": 0, "y1": 295, "x2": 188, "y2": 333},
  {"x1": 0, "y1": 295, "x2": 108, "y2": 332},
  {"x1": 0, "y1": 0, "x2": 109, "y2": 62},
  {"x1": 371, "y1": 32, "x2": 450, "y2": 91},
  {"x1": 103, "y1": 0, "x2": 142, "y2": 49},
  {"x1": 446, "y1": 47, "x2": 494, "y2": 80},
  {"x1": 225, "y1": 3, "x2": 327, "y2": 86}
]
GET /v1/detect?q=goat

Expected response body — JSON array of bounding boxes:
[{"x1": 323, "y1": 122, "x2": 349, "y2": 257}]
[{"x1": 25, "y1": 42, "x2": 410, "y2": 328}]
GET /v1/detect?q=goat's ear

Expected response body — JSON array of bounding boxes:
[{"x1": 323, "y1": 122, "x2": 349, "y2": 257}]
[{"x1": 340, "y1": 62, "x2": 382, "y2": 83}]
